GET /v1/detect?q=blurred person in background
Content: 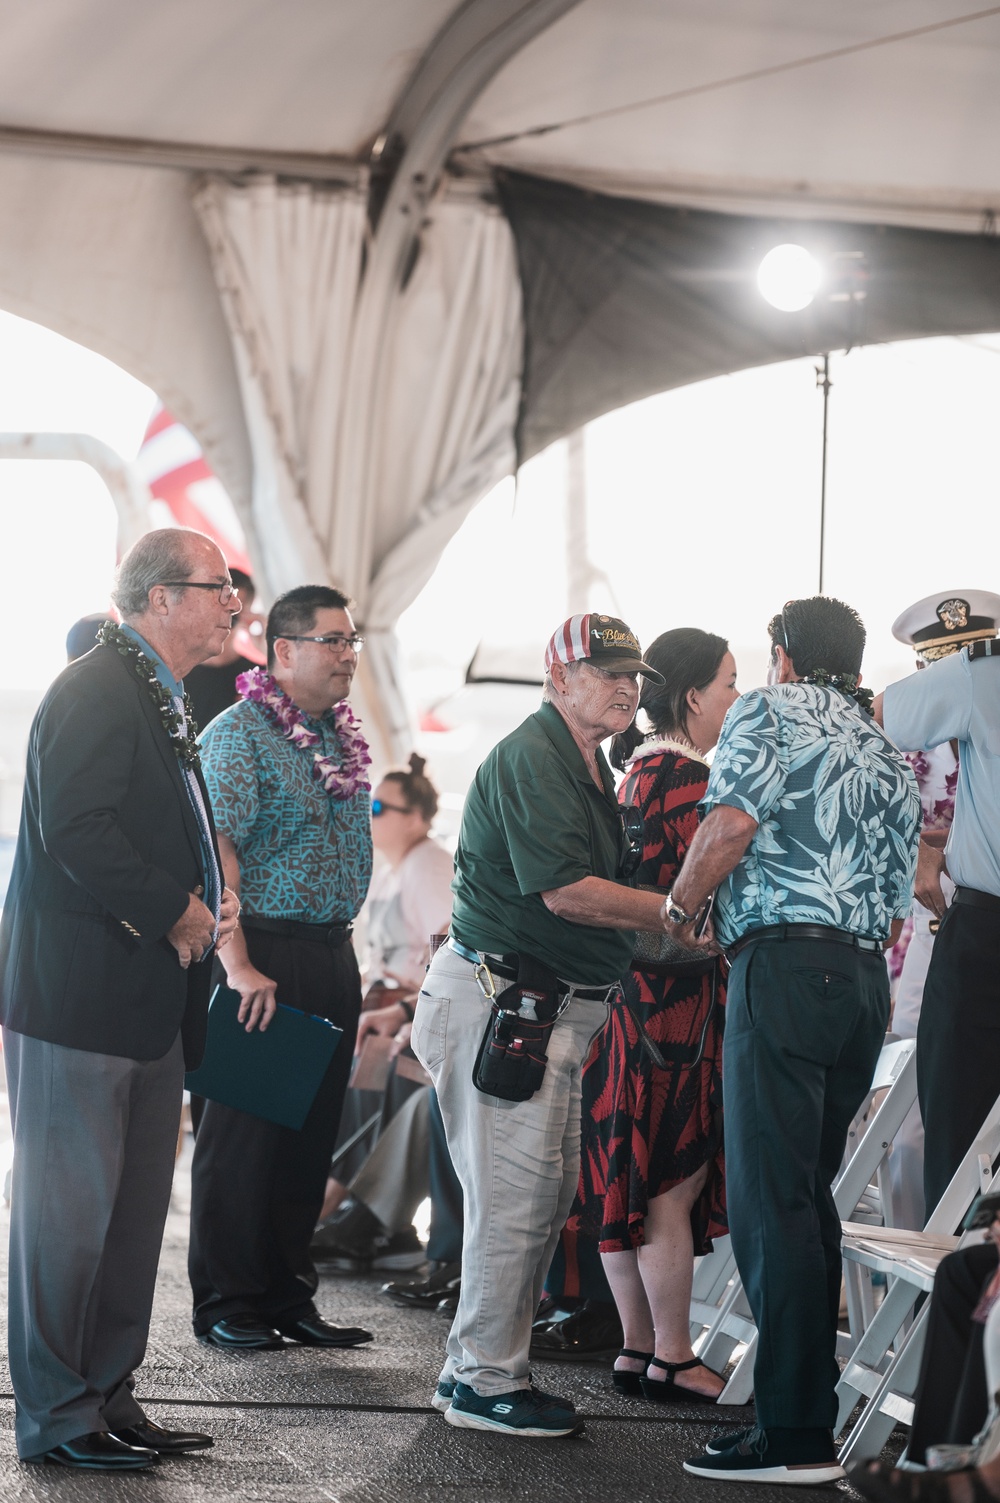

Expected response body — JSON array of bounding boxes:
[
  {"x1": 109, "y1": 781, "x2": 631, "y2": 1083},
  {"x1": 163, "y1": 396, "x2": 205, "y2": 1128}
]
[
  {"x1": 315, "y1": 753, "x2": 455, "y2": 1267},
  {"x1": 585, "y1": 629, "x2": 736, "y2": 1404},
  {"x1": 184, "y1": 568, "x2": 261, "y2": 731},
  {"x1": 65, "y1": 614, "x2": 105, "y2": 662}
]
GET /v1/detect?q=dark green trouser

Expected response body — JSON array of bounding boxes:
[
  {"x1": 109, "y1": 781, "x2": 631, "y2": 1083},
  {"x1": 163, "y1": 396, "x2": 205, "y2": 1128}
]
[{"x1": 723, "y1": 936, "x2": 889, "y2": 1430}]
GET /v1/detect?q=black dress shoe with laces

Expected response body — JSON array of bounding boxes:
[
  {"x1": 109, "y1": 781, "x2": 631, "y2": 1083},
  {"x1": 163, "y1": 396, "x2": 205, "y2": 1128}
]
[
  {"x1": 112, "y1": 1419, "x2": 214, "y2": 1453},
  {"x1": 28, "y1": 1431, "x2": 158, "y2": 1470},
  {"x1": 199, "y1": 1315, "x2": 285, "y2": 1349},
  {"x1": 276, "y1": 1313, "x2": 373, "y2": 1347}
]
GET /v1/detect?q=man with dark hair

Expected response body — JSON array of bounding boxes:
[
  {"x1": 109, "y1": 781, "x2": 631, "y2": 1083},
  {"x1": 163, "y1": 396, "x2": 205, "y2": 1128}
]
[
  {"x1": 0, "y1": 528, "x2": 240, "y2": 1470},
  {"x1": 668, "y1": 596, "x2": 920, "y2": 1485},
  {"x1": 187, "y1": 584, "x2": 375, "y2": 1351},
  {"x1": 184, "y1": 568, "x2": 260, "y2": 731}
]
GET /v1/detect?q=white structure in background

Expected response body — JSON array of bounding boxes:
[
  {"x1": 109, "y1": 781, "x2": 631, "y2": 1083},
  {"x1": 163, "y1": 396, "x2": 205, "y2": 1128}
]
[
  {"x1": 0, "y1": 431, "x2": 153, "y2": 553},
  {"x1": 0, "y1": 1, "x2": 997, "y2": 761}
]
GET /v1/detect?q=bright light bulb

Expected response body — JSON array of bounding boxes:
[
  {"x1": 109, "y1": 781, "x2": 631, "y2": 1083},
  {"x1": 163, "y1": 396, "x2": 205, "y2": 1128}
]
[{"x1": 757, "y1": 244, "x2": 821, "y2": 312}]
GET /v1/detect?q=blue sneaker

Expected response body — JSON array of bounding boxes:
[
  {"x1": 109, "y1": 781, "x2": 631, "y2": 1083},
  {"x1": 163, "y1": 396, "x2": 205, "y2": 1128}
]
[
  {"x1": 444, "y1": 1381, "x2": 583, "y2": 1437},
  {"x1": 431, "y1": 1380, "x2": 455, "y2": 1414}
]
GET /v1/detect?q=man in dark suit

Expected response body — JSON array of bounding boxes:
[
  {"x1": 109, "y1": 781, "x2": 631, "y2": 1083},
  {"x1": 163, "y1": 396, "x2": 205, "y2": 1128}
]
[{"x1": 0, "y1": 527, "x2": 239, "y2": 1471}]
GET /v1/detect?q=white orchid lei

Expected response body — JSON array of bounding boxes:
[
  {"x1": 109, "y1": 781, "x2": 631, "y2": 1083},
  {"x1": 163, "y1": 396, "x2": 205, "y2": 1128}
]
[{"x1": 235, "y1": 666, "x2": 371, "y2": 799}]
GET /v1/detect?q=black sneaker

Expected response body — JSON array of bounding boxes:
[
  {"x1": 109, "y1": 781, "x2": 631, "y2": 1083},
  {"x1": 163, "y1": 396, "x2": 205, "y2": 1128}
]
[
  {"x1": 706, "y1": 1428, "x2": 754, "y2": 1456},
  {"x1": 371, "y1": 1228, "x2": 426, "y2": 1271},
  {"x1": 444, "y1": 1382, "x2": 584, "y2": 1437},
  {"x1": 684, "y1": 1425, "x2": 843, "y2": 1485},
  {"x1": 311, "y1": 1199, "x2": 382, "y2": 1264}
]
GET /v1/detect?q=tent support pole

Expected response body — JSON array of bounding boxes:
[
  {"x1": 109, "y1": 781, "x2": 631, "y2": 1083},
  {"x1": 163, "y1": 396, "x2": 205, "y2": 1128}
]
[{"x1": 816, "y1": 353, "x2": 832, "y2": 594}]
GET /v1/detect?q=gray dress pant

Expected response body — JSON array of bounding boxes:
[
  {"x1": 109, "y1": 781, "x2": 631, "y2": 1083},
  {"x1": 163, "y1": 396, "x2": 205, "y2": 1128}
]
[
  {"x1": 4, "y1": 1027, "x2": 184, "y2": 1459},
  {"x1": 412, "y1": 946, "x2": 608, "y2": 1396}
]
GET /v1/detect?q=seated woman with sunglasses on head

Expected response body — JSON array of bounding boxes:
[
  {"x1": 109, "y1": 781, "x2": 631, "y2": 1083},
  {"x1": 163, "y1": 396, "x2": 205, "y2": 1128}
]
[{"x1": 579, "y1": 629, "x2": 738, "y2": 1404}]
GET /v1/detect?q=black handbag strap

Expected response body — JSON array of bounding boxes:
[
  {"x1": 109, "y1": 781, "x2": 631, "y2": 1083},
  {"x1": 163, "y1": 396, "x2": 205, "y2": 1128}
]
[{"x1": 622, "y1": 756, "x2": 674, "y2": 888}]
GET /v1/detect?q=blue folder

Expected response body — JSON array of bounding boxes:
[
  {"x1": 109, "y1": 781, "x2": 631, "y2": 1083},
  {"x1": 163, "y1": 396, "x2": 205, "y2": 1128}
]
[{"x1": 185, "y1": 984, "x2": 343, "y2": 1131}]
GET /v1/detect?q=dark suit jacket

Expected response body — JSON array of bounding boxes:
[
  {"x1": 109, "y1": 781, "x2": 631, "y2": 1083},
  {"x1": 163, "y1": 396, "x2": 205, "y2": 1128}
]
[{"x1": 0, "y1": 643, "x2": 221, "y2": 1065}]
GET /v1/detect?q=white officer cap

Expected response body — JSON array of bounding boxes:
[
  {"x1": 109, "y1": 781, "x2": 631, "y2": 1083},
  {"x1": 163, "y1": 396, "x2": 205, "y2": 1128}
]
[{"x1": 892, "y1": 590, "x2": 1000, "y2": 661}]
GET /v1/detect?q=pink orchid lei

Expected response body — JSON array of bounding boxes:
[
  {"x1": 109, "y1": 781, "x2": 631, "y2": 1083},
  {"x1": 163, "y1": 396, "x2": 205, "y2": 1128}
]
[{"x1": 235, "y1": 666, "x2": 371, "y2": 800}]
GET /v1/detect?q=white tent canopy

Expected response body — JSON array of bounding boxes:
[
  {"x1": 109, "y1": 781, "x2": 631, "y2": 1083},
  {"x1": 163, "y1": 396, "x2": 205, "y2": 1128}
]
[{"x1": 0, "y1": 0, "x2": 998, "y2": 758}]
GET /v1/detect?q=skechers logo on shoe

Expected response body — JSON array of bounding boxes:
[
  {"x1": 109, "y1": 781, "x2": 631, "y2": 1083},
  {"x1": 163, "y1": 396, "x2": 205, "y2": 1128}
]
[{"x1": 492, "y1": 1403, "x2": 514, "y2": 1414}]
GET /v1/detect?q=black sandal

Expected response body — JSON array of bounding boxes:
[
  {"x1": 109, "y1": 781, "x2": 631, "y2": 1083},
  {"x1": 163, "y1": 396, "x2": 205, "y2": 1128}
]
[
  {"x1": 639, "y1": 1355, "x2": 724, "y2": 1404},
  {"x1": 847, "y1": 1460, "x2": 997, "y2": 1503},
  {"x1": 612, "y1": 1347, "x2": 654, "y2": 1396}
]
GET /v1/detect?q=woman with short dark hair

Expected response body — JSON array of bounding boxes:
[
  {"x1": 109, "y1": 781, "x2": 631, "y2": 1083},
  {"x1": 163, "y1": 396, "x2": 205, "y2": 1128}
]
[{"x1": 577, "y1": 628, "x2": 738, "y2": 1403}]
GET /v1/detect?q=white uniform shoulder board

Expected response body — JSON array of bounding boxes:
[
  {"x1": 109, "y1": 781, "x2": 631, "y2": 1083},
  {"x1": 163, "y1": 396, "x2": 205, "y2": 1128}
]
[{"x1": 967, "y1": 640, "x2": 998, "y2": 661}]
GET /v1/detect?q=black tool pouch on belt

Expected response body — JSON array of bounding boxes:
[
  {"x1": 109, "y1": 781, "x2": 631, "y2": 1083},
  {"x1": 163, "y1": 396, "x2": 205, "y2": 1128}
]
[{"x1": 472, "y1": 954, "x2": 561, "y2": 1102}]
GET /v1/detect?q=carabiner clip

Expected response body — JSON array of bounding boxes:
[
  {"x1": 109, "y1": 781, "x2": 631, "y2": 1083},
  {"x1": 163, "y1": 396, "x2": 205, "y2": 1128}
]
[{"x1": 474, "y1": 962, "x2": 497, "y2": 1000}]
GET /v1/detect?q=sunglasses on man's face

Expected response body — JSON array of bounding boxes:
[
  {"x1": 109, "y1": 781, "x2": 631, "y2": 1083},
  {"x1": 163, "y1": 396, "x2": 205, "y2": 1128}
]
[{"x1": 371, "y1": 799, "x2": 412, "y2": 817}]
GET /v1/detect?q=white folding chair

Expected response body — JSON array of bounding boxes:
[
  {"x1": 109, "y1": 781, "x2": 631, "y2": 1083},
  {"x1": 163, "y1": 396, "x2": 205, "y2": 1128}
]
[
  {"x1": 695, "y1": 1037, "x2": 918, "y2": 1404},
  {"x1": 836, "y1": 1089, "x2": 1000, "y2": 1465}
]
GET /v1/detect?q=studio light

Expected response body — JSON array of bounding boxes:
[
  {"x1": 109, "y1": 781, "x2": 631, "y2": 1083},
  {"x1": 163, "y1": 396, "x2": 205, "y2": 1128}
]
[{"x1": 757, "y1": 243, "x2": 821, "y2": 312}]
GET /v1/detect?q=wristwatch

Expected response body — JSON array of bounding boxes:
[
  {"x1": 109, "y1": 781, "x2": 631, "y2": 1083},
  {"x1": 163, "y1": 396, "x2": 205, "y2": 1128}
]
[{"x1": 662, "y1": 890, "x2": 698, "y2": 926}]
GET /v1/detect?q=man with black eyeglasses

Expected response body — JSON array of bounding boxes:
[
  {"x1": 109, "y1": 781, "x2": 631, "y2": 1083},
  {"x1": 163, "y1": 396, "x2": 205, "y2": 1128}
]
[
  {"x1": 670, "y1": 596, "x2": 920, "y2": 1486},
  {"x1": 411, "y1": 614, "x2": 686, "y2": 1438},
  {"x1": 187, "y1": 585, "x2": 375, "y2": 1352},
  {"x1": 0, "y1": 528, "x2": 241, "y2": 1470}
]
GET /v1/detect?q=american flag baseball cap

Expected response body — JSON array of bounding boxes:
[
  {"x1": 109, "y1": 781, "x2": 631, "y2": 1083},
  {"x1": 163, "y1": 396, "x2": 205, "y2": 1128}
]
[{"x1": 544, "y1": 614, "x2": 664, "y2": 683}]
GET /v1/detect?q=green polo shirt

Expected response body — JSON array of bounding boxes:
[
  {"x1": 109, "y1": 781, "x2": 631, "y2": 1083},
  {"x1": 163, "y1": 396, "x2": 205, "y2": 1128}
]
[{"x1": 450, "y1": 700, "x2": 636, "y2": 985}]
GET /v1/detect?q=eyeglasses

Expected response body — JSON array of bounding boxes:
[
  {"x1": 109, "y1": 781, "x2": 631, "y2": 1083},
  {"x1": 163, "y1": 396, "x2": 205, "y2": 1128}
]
[
  {"x1": 279, "y1": 633, "x2": 365, "y2": 654},
  {"x1": 160, "y1": 580, "x2": 240, "y2": 605},
  {"x1": 618, "y1": 804, "x2": 645, "y2": 879},
  {"x1": 371, "y1": 798, "x2": 411, "y2": 817}
]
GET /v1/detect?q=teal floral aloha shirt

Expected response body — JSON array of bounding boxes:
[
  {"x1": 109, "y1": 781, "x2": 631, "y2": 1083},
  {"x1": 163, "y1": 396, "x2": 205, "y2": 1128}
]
[
  {"x1": 701, "y1": 684, "x2": 921, "y2": 948},
  {"x1": 199, "y1": 699, "x2": 372, "y2": 923}
]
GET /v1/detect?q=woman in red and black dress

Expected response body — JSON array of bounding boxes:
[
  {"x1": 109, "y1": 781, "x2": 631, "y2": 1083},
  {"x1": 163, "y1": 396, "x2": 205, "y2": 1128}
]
[{"x1": 576, "y1": 629, "x2": 738, "y2": 1401}]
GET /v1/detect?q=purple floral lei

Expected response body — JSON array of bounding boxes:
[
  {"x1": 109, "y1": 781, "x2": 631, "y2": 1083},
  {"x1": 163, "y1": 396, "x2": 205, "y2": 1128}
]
[{"x1": 235, "y1": 666, "x2": 371, "y2": 800}]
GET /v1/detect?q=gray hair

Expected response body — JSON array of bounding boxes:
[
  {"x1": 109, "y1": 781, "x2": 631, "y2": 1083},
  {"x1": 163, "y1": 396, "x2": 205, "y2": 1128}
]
[
  {"x1": 111, "y1": 529, "x2": 200, "y2": 618},
  {"x1": 542, "y1": 659, "x2": 582, "y2": 703}
]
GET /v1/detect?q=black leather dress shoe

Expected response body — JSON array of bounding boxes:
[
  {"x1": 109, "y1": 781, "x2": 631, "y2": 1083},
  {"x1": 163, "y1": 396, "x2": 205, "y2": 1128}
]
[
  {"x1": 382, "y1": 1261, "x2": 462, "y2": 1308},
  {"x1": 529, "y1": 1299, "x2": 624, "y2": 1361},
  {"x1": 28, "y1": 1431, "x2": 158, "y2": 1470},
  {"x1": 276, "y1": 1314, "x2": 373, "y2": 1347},
  {"x1": 112, "y1": 1419, "x2": 214, "y2": 1453},
  {"x1": 199, "y1": 1315, "x2": 285, "y2": 1350}
]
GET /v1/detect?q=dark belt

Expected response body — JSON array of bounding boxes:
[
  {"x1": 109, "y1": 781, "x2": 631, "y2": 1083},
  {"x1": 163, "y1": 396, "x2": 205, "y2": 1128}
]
[
  {"x1": 728, "y1": 922, "x2": 884, "y2": 959},
  {"x1": 447, "y1": 936, "x2": 617, "y2": 1002},
  {"x1": 242, "y1": 914, "x2": 354, "y2": 947},
  {"x1": 954, "y1": 886, "x2": 1000, "y2": 914}
]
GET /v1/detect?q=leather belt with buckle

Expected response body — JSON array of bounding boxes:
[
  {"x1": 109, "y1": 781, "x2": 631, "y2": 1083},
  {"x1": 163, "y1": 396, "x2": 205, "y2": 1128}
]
[
  {"x1": 446, "y1": 936, "x2": 617, "y2": 1003},
  {"x1": 728, "y1": 922, "x2": 884, "y2": 959}
]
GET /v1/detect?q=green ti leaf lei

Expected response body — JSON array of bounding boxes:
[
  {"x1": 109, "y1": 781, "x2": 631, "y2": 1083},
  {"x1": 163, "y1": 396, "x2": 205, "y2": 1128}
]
[
  {"x1": 97, "y1": 621, "x2": 202, "y2": 768},
  {"x1": 800, "y1": 668, "x2": 875, "y2": 715}
]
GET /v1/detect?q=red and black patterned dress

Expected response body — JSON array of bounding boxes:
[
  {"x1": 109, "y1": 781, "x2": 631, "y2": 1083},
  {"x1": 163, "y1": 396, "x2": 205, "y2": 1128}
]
[{"x1": 573, "y1": 744, "x2": 727, "y2": 1256}]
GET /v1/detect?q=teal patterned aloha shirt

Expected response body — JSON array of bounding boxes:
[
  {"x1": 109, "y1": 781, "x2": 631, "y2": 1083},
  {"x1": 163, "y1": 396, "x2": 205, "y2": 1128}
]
[
  {"x1": 701, "y1": 684, "x2": 921, "y2": 949},
  {"x1": 199, "y1": 699, "x2": 372, "y2": 923}
]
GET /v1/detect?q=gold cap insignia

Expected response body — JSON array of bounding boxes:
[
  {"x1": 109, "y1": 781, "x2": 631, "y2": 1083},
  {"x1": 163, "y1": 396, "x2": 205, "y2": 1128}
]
[{"x1": 937, "y1": 598, "x2": 970, "y2": 632}]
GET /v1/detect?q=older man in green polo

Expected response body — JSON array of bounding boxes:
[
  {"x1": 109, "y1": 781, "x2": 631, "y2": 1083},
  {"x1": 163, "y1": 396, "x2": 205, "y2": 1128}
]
[{"x1": 411, "y1": 613, "x2": 680, "y2": 1439}]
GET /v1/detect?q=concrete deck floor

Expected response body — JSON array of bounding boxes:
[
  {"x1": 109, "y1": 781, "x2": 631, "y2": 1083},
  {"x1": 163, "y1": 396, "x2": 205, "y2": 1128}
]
[{"x1": 0, "y1": 1153, "x2": 900, "y2": 1503}]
